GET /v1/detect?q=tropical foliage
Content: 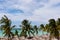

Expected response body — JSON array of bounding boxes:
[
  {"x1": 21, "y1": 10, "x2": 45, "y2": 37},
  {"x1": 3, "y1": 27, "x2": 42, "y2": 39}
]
[
  {"x1": 15, "y1": 29, "x2": 19, "y2": 36},
  {"x1": 0, "y1": 15, "x2": 15, "y2": 40},
  {"x1": 0, "y1": 15, "x2": 60, "y2": 40},
  {"x1": 33, "y1": 25, "x2": 38, "y2": 35},
  {"x1": 20, "y1": 19, "x2": 34, "y2": 37}
]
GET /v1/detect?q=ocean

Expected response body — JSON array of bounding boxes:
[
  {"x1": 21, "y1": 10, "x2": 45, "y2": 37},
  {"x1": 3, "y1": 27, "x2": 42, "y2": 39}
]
[{"x1": 0, "y1": 28, "x2": 47, "y2": 37}]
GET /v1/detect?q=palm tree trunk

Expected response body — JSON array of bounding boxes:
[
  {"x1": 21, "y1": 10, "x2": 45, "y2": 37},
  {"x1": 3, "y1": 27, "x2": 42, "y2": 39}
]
[
  {"x1": 8, "y1": 37, "x2": 12, "y2": 40},
  {"x1": 56, "y1": 36, "x2": 59, "y2": 40},
  {"x1": 57, "y1": 38, "x2": 59, "y2": 40},
  {"x1": 8, "y1": 36, "x2": 12, "y2": 40},
  {"x1": 7, "y1": 37, "x2": 9, "y2": 40},
  {"x1": 17, "y1": 36, "x2": 20, "y2": 40},
  {"x1": 42, "y1": 31, "x2": 44, "y2": 35},
  {"x1": 49, "y1": 35, "x2": 52, "y2": 40}
]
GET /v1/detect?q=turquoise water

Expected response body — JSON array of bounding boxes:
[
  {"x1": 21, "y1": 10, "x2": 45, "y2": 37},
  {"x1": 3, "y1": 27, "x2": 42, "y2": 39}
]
[
  {"x1": 0, "y1": 29, "x2": 47, "y2": 37},
  {"x1": 0, "y1": 29, "x2": 22, "y2": 37}
]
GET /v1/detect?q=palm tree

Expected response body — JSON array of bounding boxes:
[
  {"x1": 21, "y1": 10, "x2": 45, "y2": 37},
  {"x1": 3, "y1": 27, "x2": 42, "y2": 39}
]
[
  {"x1": 0, "y1": 15, "x2": 15, "y2": 40},
  {"x1": 40, "y1": 24, "x2": 45, "y2": 35},
  {"x1": 56, "y1": 18, "x2": 60, "y2": 30},
  {"x1": 15, "y1": 29, "x2": 19, "y2": 36},
  {"x1": 20, "y1": 19, "x2": 34, "y2": 38},
  {"x1": 45, "y1": 24, "x2": 50, "y2": 34},
  {"x1": 14, "y1": 29, "x2": 20, "y2": 40},
  {"x1": 33, "y1": 25, "x2": 38, "y2": 35},
  {"x1": 48, "y1": 19, "x2": 59, "y2": 40},
  {"x1": 56, "y1": 18, "x2": 60, "y2": 40},
  {"x1": 57, "y1": 18, "x2": 60, "y2": 25}
]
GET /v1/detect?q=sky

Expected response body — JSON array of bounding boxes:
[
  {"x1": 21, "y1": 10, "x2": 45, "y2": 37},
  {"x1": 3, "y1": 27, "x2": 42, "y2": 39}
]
[{"x1": 0, "y1": 0, "x2": 60, "y2": 28}]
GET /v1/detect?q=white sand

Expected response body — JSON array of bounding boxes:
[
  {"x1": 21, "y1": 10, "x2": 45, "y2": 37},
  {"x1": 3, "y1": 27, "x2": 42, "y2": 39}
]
[{"x1": 0, "y1": 35, "x2": 58, "y2": 40}]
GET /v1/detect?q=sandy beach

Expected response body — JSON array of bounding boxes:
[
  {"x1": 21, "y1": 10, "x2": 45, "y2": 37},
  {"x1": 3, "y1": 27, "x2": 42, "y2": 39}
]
[{"x1": 0, "y1": 35, "x2": 58, "y2": 40}]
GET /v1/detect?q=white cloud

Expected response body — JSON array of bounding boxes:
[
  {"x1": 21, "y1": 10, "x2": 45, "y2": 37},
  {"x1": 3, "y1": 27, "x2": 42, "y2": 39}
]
[
  {"x1": 0, "y1": 13, "x2": 30, "y2": 22},
  {"x1": 29, "y1": 0, "x2": 60, "y2": 23},
  {"x1": 0, "y1": 0, "x2": 60, "y2": 26}
]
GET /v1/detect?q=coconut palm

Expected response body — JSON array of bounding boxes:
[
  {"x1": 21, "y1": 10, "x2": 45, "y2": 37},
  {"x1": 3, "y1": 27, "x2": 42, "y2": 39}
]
[
  {"x1": 45, "y1": 24, "x2": 49, "y2": 32},
  {"x1": 48, "y1": 19, "x2": 59, "y2": 40},
  {"x1": 20, "y1": 19, "x2": 34, "y2": 38},
  {"x1": 56, "y1": 18, "x2": 60, "y2": 30},
  {"x1": 56, "y1": 18, "x2": 60, "y2": 40},
  {"x1": 40, "y1": 24, "x2": 45, "y2": 35},
  {"x1": 15, "y1": 29, "x2": 19, "y2": 36},
  {"x1": 57, "y1": 18, "x2": 60, "y2": 25},
  {"x1": 44, "y1": 24, "x2": 51, "y2": 35},
  {"x1": 33, "y1": 25, "x2": 38, "y2": 35},
  {"x1": 0, "y1": 15, "x2": 15, "y2": 40}
]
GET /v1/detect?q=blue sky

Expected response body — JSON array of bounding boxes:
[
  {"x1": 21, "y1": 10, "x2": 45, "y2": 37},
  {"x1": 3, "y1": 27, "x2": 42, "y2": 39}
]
[{"x1": 0, "y1": 0, "x2": 60, "y2": 28}]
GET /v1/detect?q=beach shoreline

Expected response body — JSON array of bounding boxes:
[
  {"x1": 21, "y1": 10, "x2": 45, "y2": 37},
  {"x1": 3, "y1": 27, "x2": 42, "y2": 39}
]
[{"x1": 0, "y1": 34, "x2": 58, "y2": 40}]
